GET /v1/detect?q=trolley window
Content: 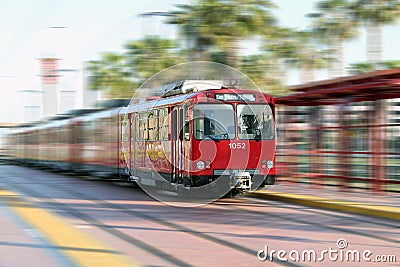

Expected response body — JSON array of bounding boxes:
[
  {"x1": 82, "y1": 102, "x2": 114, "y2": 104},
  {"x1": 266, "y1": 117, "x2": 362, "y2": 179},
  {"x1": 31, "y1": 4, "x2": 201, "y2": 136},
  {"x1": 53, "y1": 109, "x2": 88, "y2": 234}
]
[
  {"x1": 194, "y1": 104, "x2": 235, "y2": 140},
  {"x1": 148, "y1": 110, "x2": 158, "y2": 141},
  {"x1": 183, "y1": 105, "x2": 190, "y2": 141},
  {"x1": 121, "y1": 114, "x2": 129, "y2": 142},
  {"x1": 139, "y1": 112, "x2": 148, "y2": 141},
  {"x1": 158, "y1": 108, "x2": 170, "y2": 141},
  {"x1": 237, "y1": 104, "x2": 274, "y2": 140}
]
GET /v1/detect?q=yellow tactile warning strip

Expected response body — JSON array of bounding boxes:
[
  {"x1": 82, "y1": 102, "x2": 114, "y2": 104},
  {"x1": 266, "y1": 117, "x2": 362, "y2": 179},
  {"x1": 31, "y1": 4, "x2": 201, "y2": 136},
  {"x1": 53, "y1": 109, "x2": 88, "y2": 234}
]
[
  {"x1": 249, "y1": 190, "x2": 400, "y2": 221},
  {"x1": 0, "y1": 188, "x2": 140, "y2": 267}
]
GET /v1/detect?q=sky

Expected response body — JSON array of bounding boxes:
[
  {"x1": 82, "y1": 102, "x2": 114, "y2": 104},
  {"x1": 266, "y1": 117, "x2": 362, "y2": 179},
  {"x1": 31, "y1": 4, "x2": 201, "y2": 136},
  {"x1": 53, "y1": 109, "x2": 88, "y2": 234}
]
[{"x1": 1, "y1": 0, "x2": 400, "y2": 123}]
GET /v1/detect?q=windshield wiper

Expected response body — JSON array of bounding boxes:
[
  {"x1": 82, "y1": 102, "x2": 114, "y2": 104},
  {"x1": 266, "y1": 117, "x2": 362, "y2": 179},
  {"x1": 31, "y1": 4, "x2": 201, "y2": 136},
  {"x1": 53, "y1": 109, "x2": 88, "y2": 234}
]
[
  {"x1": 254, "y1": 129, "x2": 261, "y2": 142},
  {"x1": 196, "y1": 129, "x2": 221, "y2": 142},
  {"x1": 205, "y1": 134, "x2": 220, "y2": 142}
]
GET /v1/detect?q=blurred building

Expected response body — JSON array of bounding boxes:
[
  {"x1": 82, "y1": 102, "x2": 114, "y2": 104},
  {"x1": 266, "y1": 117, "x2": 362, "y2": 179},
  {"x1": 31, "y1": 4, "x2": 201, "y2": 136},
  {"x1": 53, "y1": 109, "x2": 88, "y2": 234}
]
[
  {"x1": 58, "y1": 69, "x2": 78, "y2": 113},
  {"x1": 59, "y1": 88, "x2": 75, "y2": 112},
  {"x1": 40, "y1": 58, "x2": 59, "y2": 117},
  {"x1": 37, "y1": 58, "x2": 98, "y2": 120},
  {"x1": 82, "y1": 63, "x2": 99, "y2": 108}
]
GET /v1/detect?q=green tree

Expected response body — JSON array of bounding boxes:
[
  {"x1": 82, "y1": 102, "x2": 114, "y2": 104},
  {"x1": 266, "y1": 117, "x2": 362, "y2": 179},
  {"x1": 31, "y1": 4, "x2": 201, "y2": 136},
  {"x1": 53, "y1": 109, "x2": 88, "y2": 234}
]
[
  {"x1": 347, "y1": 61, "x2": 376, "y2": 74},
  {"x1": 124, "y1": 36, "x2": 183, "y2": 83},
  {"x1": 350, "y1": 0, "x2": 400, "y2": 63},
  {"x1": 167, "y1": 4, "x2": 213, "y2": 61},
  {"x1": 86, "y1": 36, "x2": 182, "y2": 99},
  {"x1": 379, "y1": 60, "x2": 400, "y2": 69},
  {"x1": 293, "y1": 31, "x2": 334, "y2": 83},
  {"x1": 348, "y1": 60, "x2": 400, "y2": 74},
  {"x1": 167, "y1": 0, "x2": 277, "y2": 68},
  {"x1": 309, "y1": 0, "x2": 359, "y2": 77},
  {"x1": 86, "y1": 52, "x2": 135, "y2": 99},
  {"x1": 258, "y1": 27, "x2": 301, "y2": 93},
  {"x1": 267, "y1": 29, "x2": 333, "y2": 84},
  {"x1": 240, "y1": 54, "x2": 287, "y2": 95}
]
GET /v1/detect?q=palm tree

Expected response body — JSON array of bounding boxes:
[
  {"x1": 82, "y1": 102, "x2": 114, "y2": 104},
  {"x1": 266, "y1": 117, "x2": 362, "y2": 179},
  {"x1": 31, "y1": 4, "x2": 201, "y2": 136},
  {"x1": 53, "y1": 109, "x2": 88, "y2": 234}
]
[
  {"x1": 240, "y1": 53, "x2": 287, "y2": 95},
  {"x1": 293, "y1": 31, "x2": 334, "y2": 83},
  {"x1": 167, "y1": 0, "x2": 278, "y2": 68},
  {"x1": 348, "y1": 60, "x2": 400, "y2": 74},
  {"x1": 347, "y1": 61, "x2": 376, "y2": 74},
  {"x1": 86, "y1": 52, "x2": 135, "y2": 99},
  {"x1": 308, "y1": 0, "x2": 359, "y2": 77},
  {"x1": 167, "y1": 4, "x2": 214, "y2": 62},
  {"x1": 258, "y1": 26, "x2": 300, "y2": 90},
  {"x1": 379, "y1": 60, "x2": 400, "y2": 69},
  {"x1": 350, "y1": 0, "x2": 400, "y2": 63},
  {"x1": 124, "y1": 36, "x2": 182, "y2": 83},
  {"x1": 267, "y1": 29, "x2": 333, "y2": 84},
  {"x1": 86, "y1": 36, "x2": 183, "y2": 98}
]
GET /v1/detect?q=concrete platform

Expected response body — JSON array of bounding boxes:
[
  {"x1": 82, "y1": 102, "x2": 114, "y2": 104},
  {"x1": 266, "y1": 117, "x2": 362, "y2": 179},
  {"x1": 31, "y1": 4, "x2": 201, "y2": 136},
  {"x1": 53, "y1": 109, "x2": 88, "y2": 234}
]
[
  {"x1": 0, "y1": 187, "x2": 140, "y2": 267},
  {"x1": 248, "y1": 183, "x2": 400, "y2": 221}
]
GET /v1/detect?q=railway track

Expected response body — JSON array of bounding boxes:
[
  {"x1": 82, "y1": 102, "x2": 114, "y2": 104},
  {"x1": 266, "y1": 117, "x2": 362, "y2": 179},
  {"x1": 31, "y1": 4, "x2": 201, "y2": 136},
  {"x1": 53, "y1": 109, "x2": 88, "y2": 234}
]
[
  {"x1": 0, "y1": 165, "x2": 398, "y2": 266},
  {"x1": 1, "y1": 165, "x2": 299, "y2": 267}
]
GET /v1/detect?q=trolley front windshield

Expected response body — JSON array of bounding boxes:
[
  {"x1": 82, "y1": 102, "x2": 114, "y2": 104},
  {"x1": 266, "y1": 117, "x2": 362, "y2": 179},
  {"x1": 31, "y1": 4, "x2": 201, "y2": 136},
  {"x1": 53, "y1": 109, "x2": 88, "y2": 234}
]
[
  {"x1": 194, "y1": 104, "x2": 235, "y2": 140},
  {"x1": 237, "y1": 104, "x2": 274, "y2": 140}
]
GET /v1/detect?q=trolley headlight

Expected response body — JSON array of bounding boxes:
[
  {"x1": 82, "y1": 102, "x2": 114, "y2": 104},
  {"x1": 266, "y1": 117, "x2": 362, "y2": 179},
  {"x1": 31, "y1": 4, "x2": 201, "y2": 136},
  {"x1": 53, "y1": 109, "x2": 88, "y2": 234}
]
[
  {"x1": 196, "y1": 160, "x2": 206, "y2": 170},
  {"x1": 267, "y1": 160, "x2": 274, "y2": 169},
  {"x1": 261, "y1": 160, "x2": 267, "y2": 169},
  {"x1": 262, "y1": 160, "x2": 274, "y2": 169}
]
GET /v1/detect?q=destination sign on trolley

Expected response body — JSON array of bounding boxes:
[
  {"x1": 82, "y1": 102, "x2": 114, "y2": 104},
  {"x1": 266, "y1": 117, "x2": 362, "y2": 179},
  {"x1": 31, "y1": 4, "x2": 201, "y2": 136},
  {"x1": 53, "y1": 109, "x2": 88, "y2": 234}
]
[{"x1": 215, "y1": 93, "x2": 256, "y2": 102}]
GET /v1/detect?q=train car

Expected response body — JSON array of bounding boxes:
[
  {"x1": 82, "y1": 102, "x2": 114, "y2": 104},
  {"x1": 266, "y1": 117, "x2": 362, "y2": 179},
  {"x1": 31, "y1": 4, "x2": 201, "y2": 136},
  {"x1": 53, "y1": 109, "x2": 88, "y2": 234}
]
[
  {"x1": 5, "y1": 108, "x2": 120, "y2": 175},
  {"x1": 35, "y1": 116, "x2": 72, "y2": 169},
  {"x1": 4, "y1": 123, "x2": 37, "y2": 165},
  {"x1": 120, "y1": 80, "x2": 276, "y2": 195},
  {"x1": 5, "y1": 80, "x2": 276, "y2": 197},
  {"x1": 69, "y1": 107, "x2": 122, "y2": 177}
]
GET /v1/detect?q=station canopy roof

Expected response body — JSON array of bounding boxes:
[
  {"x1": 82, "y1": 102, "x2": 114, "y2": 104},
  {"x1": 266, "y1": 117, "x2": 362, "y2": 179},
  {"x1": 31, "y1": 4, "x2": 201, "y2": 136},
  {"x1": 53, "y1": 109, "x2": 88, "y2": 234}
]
[{"x1": 277, "y1": 68, "x2": 400, "y2": 106}]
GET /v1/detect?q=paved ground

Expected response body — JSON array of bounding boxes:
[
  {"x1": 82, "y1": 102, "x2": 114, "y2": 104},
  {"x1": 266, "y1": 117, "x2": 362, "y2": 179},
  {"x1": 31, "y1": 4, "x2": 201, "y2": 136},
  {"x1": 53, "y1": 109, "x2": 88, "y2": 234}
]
[
  {"x1": 249, "y1": 183, "x2": 400, "y2": 221},
  {"x1": 0, "y1": 165, "x2": 398, "y2": 267}
]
